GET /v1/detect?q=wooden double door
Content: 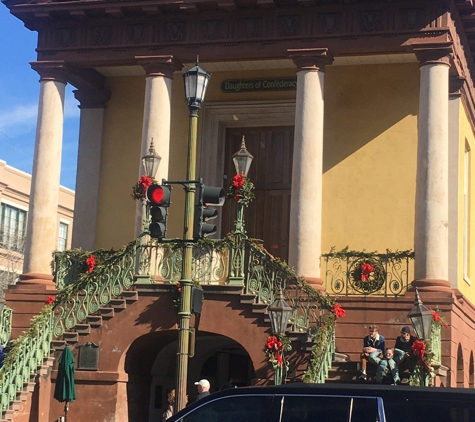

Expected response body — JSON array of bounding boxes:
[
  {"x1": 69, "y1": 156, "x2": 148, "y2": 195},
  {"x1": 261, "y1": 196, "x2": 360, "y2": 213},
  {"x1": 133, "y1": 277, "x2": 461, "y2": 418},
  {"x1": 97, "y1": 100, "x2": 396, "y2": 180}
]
[{"x1": 221, "y1": 126, "x2": 294, "y2": 262}]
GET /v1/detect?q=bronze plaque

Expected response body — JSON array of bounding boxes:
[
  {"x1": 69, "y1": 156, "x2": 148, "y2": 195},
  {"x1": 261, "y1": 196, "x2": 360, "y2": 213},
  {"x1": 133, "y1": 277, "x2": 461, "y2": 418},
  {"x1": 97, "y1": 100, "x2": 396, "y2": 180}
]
[{"x1": 78, "y1": 342, "x2": 99, "y2": 370}]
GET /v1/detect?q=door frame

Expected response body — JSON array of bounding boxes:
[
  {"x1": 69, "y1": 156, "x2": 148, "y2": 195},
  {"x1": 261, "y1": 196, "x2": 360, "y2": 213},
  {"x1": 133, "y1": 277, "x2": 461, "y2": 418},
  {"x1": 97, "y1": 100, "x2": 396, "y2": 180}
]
[{"x1": 199, "y1": 100, "x2": 295, "y2": 237}]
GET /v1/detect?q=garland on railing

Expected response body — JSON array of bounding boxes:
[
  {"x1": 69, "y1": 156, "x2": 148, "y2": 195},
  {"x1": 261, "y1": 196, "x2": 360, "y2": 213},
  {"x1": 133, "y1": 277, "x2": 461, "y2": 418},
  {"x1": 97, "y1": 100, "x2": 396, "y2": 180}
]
[
  {"x1": 322, "y1": 247, "x2": 415, "y2": 261},
  {"x1": 0, "y1": 305, "x2": 53, "y2": 383},
  {"x1": 302, "y1": 314, "x2": 335, "y2": 382},
  {"x1": 52, "y1": 239, "x2": 139, "y2": 306},
  {"x1": 408, "y1": 309, "x2": 448, "y2": 386}
]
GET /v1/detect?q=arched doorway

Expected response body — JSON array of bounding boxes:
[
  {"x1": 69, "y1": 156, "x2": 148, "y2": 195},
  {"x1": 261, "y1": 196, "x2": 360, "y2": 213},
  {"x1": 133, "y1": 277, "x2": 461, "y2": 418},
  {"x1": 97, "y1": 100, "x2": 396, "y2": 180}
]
[
  {"x1": 125, "y1": 331, "x2": 255, "y2": 422},
  {"x1": 457, "y1": 343, "x2": 464, "y2": 388}
]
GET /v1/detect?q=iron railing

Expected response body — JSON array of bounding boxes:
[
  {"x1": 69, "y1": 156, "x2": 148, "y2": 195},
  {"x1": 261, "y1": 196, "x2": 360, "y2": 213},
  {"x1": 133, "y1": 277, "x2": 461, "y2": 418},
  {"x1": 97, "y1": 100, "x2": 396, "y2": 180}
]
[
  {"x1": 0, "y1": 307, "x2": 53, "y2": 414},
  {"x1": 322, "y1": 249, "x2": 415, "y2": 297},
  {"x1": 0, "y1": 305, "x2": 12, "y2": 346}
]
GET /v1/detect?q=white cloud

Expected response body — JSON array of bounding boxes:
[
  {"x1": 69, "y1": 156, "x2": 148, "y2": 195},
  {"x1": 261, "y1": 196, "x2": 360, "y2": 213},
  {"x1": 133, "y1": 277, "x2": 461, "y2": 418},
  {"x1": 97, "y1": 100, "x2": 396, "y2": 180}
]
[{"x1": 0, "y1": 103, "x2": 38, "y2": 136}]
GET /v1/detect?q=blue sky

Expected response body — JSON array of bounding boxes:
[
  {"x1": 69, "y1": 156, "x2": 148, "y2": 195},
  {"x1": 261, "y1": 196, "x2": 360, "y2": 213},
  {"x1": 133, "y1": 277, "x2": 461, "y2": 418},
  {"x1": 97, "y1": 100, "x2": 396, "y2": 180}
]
[{"x1": 0, "y1": 6, "x2": 80, "y2": 190}]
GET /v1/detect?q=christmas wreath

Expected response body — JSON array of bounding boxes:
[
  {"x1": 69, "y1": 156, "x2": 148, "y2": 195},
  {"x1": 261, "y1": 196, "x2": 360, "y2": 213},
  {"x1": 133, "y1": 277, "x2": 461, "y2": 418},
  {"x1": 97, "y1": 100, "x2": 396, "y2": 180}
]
[
  {"x1": 350, "y1": 258, "x2": 386, "y2": 293},
  {"x1": 264, "y1": 334, "x2": 292, "y2": 368},
  {"x1": 227, "y1": 174, "x2": 255, "y2": 206},
  {"x1": 131, "y1": 175, "x2": 155, "y2": 200}
]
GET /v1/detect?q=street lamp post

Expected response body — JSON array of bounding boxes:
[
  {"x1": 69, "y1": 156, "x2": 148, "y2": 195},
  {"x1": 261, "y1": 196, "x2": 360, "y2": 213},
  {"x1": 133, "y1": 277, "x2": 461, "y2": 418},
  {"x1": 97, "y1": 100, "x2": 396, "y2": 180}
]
[
  {"x1": 232, "y1": 137, "x2": 253, "y2": 235},
  {"x1": 408, "y1": 287, "x2": 433, "y2": 341},
  {"x1": 267, "y1": 289, "x2": 292, "y2": 385},
  {"x1": 176, "y1": 59, "x2": 210, "y2": 412}
]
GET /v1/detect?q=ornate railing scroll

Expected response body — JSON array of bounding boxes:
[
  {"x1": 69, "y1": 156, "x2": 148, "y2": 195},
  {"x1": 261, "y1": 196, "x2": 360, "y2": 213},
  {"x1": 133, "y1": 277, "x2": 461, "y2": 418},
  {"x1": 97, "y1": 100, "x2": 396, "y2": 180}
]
[
  {"x1": 0, "y1": 305, "x2": 13, "y2": 346},
  {"x1": 430, "y1": 323, "x2": 442, "y2": 366},
  {"x1": 323, "y1": 248, "x2": 415, "y2": 296},
  {"x1": 302, "y1": 323, "x2": 335, "y2": 383},
  {"x1": 52, "y1": 240, "x2": 138, "y2": 338},
  {"x1": 0, "y1": 307, "x2": 53, "y2": 414}
]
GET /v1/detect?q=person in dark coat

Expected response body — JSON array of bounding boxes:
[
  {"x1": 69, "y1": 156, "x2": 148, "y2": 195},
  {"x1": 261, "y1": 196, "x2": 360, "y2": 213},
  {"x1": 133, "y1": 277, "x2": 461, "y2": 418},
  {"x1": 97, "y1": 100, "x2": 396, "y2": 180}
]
[
  {"x1": 194, "y1": 379, "x2": 211, "y2": 401},
  {"x1": 394, "y1": 325, "x2": 416, "y2": 373}
]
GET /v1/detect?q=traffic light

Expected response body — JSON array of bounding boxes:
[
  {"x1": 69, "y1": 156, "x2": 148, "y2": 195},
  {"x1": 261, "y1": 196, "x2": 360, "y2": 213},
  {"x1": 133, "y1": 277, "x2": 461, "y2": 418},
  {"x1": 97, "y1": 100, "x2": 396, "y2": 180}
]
[
  {"x1": 146, "y1": 184, "x2": 171, "y2": 239},
  {"x1": 194, "y1": 183, "x2": 225, "y2": 239}
]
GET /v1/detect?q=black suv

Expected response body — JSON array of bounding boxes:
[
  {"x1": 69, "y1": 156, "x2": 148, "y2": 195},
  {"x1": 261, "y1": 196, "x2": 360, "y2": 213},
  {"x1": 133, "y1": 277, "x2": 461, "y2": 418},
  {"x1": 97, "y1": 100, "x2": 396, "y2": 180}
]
[{"x1": 169, "y1": 383, "x2": 475, "y2": 422}]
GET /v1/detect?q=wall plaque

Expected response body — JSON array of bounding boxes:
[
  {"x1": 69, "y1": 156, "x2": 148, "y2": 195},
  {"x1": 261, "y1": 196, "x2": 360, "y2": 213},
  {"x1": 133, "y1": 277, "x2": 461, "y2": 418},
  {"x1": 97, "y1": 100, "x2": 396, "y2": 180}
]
[
  {"x1": 78, "y1": 342, "x2": 100, "y2": 370},
  {"x1": 221, "y1": 78, "x2": 297, "y2": 93}
]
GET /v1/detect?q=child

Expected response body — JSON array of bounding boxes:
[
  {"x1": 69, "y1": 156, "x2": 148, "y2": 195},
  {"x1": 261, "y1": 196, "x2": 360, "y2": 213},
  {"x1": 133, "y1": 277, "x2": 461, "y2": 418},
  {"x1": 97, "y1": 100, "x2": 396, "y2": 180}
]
[{"x1": 371, "y1": 347, "x2": 404, "y2": 384}]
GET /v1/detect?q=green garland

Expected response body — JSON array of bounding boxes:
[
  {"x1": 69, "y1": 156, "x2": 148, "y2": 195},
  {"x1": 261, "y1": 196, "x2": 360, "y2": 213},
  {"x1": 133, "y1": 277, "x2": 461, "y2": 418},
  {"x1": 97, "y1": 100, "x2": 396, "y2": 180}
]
[
  {"x1": 322, "y1": 246, "x2": 414, "y2": 261},
  {"x1": 0, "y1": 305, "x2": 53, "y2": 382}
]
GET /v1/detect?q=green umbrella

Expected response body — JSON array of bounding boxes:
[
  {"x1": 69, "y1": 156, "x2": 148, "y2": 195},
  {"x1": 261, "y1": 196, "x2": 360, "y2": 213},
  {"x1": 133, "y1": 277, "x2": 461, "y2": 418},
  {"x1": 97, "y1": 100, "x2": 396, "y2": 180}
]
[{"x1": 54, "y1": 346, "x2": 76, "y2": 421}]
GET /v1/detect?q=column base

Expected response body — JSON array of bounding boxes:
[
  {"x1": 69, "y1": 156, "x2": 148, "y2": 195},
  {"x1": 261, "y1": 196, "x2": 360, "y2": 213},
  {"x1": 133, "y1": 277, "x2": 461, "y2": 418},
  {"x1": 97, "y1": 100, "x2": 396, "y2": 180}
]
[
  {"x1": 304, "y1": 277, "x2": 324, "y2": 292},
  {"x1": 410, "y1": 278, "x2": 452, "y2": 293},
  {"x1": 17, "y1": 272, "x2": 56, "y2": 288}
]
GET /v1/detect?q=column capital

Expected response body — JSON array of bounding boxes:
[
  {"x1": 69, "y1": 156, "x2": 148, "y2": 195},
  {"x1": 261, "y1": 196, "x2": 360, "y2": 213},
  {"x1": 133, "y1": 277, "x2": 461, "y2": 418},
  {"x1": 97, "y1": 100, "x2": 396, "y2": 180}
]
[
  {"x1": 413, "y1": 43, "x2": 453, "y2": 68},
  {"x1": 449, "y1": 75, "x2": 466, "y2": 97},
  {"x1": 73, "y1": 88, "x2": 112, "y2": 109},
  {"x1": 30, "y1": 61, "x2": 69, "y2": 84},
  {"x1": 288, "y1": 48, "x2": 333, "y2": 72},
  {"x1": 135, "y1": 55, "x2": 183, "y2": 78}
]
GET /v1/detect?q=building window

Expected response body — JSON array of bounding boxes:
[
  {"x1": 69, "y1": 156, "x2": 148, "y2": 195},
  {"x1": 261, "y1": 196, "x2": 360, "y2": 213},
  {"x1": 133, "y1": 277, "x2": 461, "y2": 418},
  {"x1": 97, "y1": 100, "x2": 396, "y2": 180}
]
[
  {"x1": 464, "y1": 143, "x2": 471, "y2": 284},
  {"x1": 58, "y1": 222, "x2": 69, "y2": 252},
  {"x1": 0, "y1": 203, "x2": 27, "y2": 252}
]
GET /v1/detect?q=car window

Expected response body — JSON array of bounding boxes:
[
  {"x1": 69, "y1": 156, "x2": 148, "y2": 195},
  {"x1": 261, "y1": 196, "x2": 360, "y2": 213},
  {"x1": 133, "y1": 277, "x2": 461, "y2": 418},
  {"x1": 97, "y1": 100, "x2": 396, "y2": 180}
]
[
  {"x1": 179, "y1": 395, "x2": 275, "y2": 422},
  {"x1": 281, "y1": 395, "x2": 380, "y2": 422}
]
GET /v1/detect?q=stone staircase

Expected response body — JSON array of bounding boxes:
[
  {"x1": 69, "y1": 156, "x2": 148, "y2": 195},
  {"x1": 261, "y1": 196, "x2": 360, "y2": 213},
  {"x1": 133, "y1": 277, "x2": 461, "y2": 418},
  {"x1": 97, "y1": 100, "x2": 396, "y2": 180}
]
[{"x1": 1, "y1": 283, "x2": 316, "y2": 421}]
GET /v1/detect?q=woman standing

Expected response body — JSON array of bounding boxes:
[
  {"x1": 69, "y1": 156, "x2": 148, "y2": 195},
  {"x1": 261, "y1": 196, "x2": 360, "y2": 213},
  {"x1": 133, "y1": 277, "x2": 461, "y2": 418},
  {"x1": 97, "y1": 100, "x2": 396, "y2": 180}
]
[{"x1": 163, "y1": 390, "x2": 175, "y2": 421}]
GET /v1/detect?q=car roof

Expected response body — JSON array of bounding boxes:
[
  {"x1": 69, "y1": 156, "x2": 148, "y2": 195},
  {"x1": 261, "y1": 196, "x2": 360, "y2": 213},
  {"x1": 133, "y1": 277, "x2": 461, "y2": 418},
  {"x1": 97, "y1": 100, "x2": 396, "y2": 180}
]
[{"x1": 169, "y1": 383, "x2": 475, "y2": 422}]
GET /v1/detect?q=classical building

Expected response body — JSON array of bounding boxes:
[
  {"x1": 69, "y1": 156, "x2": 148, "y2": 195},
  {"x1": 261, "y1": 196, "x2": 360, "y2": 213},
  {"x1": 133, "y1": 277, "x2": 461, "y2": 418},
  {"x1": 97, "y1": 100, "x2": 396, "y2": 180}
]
[
  {"x1": 0, "y1": 160, "x2": 74, "y2": 299},
  {"x1": 3, "y1": 0, "x2": 475, "y2": 421}
]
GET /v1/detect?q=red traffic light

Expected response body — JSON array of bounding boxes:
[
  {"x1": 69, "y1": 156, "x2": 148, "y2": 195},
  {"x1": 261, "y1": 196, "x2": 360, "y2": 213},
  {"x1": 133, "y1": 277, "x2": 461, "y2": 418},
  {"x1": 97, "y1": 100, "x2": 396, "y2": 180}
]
[{"x1": 147, "y1": 185, "x2": 171, "y2": 206}]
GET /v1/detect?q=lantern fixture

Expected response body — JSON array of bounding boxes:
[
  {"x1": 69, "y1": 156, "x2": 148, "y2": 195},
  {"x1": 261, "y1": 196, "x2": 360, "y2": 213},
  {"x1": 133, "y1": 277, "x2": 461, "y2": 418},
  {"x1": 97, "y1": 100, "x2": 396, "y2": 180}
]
[
  {"x1": 268, "y1": 289, "x2": 292, "y2": 335},
  {"x1": 183, "y1": 57, "x2": 211, "y2": 111},
  {"x1": 232, "y1": 136, "x2": 254, "y2": 177},
  {"x1": 407, "y1": 288, "x2": 433, "y2": 340},
  {"x1": 142, "y1": 139, "x2": 161, "y2": 179}
]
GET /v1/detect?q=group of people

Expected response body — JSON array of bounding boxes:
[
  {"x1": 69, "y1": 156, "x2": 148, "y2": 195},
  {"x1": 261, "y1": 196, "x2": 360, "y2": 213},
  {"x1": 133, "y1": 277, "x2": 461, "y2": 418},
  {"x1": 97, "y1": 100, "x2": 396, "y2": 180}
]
[
  {"x1": 360, "y1": 325, "x2": 416, "y2": 384},
  {"x1": 163, "y1": 379, "x2": 211, "y2": 421}
]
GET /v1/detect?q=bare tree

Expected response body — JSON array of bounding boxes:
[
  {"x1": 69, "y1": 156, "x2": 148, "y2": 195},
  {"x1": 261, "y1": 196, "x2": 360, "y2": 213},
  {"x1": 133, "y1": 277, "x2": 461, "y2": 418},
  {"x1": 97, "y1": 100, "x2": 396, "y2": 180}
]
[{"x1": 0, "y1": 228, "x2": 25, "y2": 302}]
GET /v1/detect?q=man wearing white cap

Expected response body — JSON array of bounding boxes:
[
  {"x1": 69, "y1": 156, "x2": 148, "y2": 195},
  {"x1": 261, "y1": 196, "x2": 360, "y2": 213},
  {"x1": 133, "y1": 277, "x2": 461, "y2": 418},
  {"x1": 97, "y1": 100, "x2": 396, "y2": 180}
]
[{"x1": 194, "y1": 379, "x2": 211, "y2": 401}]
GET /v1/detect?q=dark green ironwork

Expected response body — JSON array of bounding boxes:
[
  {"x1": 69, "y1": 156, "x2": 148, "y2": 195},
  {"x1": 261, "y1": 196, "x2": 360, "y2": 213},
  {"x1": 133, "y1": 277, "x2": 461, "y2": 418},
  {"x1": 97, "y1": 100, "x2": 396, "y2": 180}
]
[{"x1": 322, "y1": 249, "x2": 415, "y2": 296}]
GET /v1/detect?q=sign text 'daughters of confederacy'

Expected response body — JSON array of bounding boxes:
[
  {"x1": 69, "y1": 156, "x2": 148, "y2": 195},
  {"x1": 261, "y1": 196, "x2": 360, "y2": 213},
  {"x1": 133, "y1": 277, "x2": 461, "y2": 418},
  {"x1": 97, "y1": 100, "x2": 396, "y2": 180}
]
[{"x1": 221, "y1": 78, "x2": 297, "y2": 93}]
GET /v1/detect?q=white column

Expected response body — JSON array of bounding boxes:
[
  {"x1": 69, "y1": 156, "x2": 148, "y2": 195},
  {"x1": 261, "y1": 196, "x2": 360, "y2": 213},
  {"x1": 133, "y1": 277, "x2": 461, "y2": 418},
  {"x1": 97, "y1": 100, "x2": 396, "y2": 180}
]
[
  {"x1": 135, "y1": 56, "x2": 182, "y2": 237},
  {"x1": 288, "y1": 48, "x2": 333, "y2": 290},
  {"x1": 413, "y1": 47, "x2": 452, "y2": 292},
  {"x1": 71, "y1": 89, "x2": 111, "y2": 250},
  {"x1": 21, "y1": 62, "x2": 67, "y2": 285}
]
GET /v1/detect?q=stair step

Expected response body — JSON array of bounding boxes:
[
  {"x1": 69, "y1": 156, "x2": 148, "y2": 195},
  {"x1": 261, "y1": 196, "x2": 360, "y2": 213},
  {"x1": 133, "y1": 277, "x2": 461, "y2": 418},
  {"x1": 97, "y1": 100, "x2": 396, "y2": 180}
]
[
  {"x1": 251, "y1": 303, "x2": 268, "y2": 313},
  {"x1": 240, "y1": 294, "x2": 256, "y2": 304},
  {"x1": 110, "y1": 299, "x2": 126, "y2": 309},
  {"x1": 63, "y1": 332, "x2": 79, "y2": 344},
  {"x1": 10, "y1": 401, "x2": 21, "y2": 412},
  {"x1": 75, "y1": 324, "x2": 91, "y2": 334},
  {"x1": 123, "y1": 290, "x2": 138, "y2": 302},
  {"x1": 18, "y1": 391, "x2": 28, "y2": 402},
  {"x1": 51, "y1": 340, "x2": 67, "y2": 351},
  {"x1": 87, "y1": 315, "x2": 102, "y2": 327},
  {"x1": 99, "y1": 307, "x2": 115, "y2": 319},
  {"x1": 24, "y1": 382, "x2": 36, "y2": 393}
]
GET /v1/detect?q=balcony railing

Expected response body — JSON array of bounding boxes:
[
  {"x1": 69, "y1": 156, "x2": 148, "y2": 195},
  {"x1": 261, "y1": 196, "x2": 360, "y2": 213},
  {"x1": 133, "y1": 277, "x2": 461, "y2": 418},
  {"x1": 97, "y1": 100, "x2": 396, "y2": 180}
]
[{"x1": 322, "y1": 248, "x2": 415, "y2": 297}]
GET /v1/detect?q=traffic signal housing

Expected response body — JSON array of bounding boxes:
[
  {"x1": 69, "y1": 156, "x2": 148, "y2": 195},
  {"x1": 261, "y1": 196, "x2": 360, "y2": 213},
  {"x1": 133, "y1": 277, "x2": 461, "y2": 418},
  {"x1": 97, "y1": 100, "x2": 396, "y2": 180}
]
[
  {"x1": 147, "y1": 184, "x2": 171, "y2": 239},
  {"x1": 194, "y1": 183, "x2": 225, "y2": 239}
]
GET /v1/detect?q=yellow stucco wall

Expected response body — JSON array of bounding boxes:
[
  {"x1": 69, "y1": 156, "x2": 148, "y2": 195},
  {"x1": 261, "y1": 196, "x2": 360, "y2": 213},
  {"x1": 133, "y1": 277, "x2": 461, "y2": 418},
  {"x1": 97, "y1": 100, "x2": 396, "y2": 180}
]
[
  {"x1": 457, "y1": 101, "x2": 475, "y2": 302},
  {"x1": 322, "y1": 63, "x2": 419, "y2": 253},
  {"x1": 96, "y1": 62, "x2": 420, "y2": 259}
]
